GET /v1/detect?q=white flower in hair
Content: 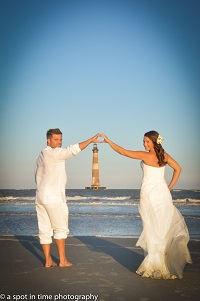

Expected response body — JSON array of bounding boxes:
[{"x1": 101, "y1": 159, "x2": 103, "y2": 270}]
[{"x1": 157, "y1": 134, "x2": 163, "y2": 145}]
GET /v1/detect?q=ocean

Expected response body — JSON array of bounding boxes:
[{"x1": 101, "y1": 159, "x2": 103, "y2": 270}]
[{"x1": 0, "y1": 189, "x2": 199, "y2": 238}]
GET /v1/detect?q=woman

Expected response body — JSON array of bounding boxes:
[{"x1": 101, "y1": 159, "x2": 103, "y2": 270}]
[{"x1": 101, "y1": 131, "x2": 192, "y2": 279}]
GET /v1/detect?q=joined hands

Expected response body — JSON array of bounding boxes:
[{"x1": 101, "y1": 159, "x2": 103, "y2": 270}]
[{"x1": 92, "y1": 133, "x2": 108, "y2": 143}]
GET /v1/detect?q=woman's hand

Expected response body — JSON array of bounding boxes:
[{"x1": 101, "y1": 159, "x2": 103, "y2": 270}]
[{"x1": 101, "y1": 133, "x2": 109, "y2": 143}]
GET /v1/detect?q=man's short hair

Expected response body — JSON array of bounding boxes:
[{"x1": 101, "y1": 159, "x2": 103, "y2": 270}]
[{"x1": 46, "y1": 128, "x2": 62, "y2": 139}]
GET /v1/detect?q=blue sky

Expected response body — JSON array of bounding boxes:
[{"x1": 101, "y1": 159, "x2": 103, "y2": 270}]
[{"x1": 0, "y1": 0, "x2": 199, "y2": 189}]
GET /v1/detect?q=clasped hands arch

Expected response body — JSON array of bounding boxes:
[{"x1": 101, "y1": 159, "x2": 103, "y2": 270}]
[{"x1": 94, "y1": 133, "x2": 107, "y2": 143}]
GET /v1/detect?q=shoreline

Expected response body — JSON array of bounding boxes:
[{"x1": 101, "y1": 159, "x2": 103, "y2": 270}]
[
  {"x1": 0, "y1": 236, "x2": 199, "y2": 301},
  {"x1": 0, "y1": 234, "x2": 200, "y2": 240},
  {"x1": 0, "y1": 234, "x2": 200, "y2": 239}
]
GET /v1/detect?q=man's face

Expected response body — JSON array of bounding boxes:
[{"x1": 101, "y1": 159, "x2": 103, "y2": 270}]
[{"x1": 47, "y1": 134, "x2": 62, "y2": 148}]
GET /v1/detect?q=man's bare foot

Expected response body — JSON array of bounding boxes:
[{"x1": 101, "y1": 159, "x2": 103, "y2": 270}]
[
  {"x1": 59, "y1": 260, "x2": 73, "y2": 268},
  {"x1": 45, "y1": 259, "x2": 58, "y2": 268}
]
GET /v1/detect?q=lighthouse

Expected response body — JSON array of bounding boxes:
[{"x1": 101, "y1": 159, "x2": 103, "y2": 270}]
[{"x1": 85, "y1": 143, "x2": 106, "y2": 190}]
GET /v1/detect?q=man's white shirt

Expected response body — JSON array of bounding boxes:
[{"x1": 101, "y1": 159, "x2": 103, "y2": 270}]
[{"x1": 35, "y1": 144, "x2": 81, "y2": 204}]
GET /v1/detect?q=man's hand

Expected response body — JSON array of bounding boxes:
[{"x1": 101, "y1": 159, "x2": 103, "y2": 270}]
[
  {"x1": 91, "y1": 133, "x2": 103, "y2": 143},
  {"x1": 79, "y1": 134, "x2": 103, "y2": 151}
]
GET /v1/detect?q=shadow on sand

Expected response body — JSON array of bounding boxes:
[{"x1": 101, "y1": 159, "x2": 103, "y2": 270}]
[
  {"x1": 15, "y1": 235, "x2": 58, "y2": 266},
  {"x1": 76, "y1": 236, "x2": 143, "y2": 272},
  {"x1": 14, "y1": 236, "x2": 143, "y2": 272}
]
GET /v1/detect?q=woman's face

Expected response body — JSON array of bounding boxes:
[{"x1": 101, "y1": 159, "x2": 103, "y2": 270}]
[{"x1": 143, "y1": 136, "x2": 154, "y2": 151}]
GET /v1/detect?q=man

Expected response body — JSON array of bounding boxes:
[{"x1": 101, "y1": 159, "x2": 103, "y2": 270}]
[{"x1": 35, "y1": 128, "x2": 100, "y2": 267}]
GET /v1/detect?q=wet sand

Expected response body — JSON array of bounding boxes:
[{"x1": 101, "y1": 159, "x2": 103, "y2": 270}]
[{"x1": 0, "y1": 236, "x2": 199, "y2": 301}]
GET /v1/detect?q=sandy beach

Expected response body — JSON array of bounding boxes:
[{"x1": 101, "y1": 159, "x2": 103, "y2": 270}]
[{"x1": 0, "y1": 236, "x2": 199, "y2": 301}]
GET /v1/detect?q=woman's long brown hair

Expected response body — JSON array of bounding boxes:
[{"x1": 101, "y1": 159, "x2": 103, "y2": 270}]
[{"x1": 144, "y1": 130, "x2": 167, "y2": 166}]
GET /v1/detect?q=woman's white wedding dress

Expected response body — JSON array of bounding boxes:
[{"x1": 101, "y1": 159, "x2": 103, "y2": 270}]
[{"x1": 136, "y1": 162, "x2": 192, "y2": 279}]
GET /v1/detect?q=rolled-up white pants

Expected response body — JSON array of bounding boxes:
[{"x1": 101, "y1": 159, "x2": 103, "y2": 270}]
[{"x1": 36, "y1": 201, "x2": 69, "y2": 244}]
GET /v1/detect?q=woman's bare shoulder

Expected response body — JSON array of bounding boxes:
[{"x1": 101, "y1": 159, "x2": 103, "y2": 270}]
[{"x1": 164, "y1": 152, "x2": 169, "y2": 162}]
